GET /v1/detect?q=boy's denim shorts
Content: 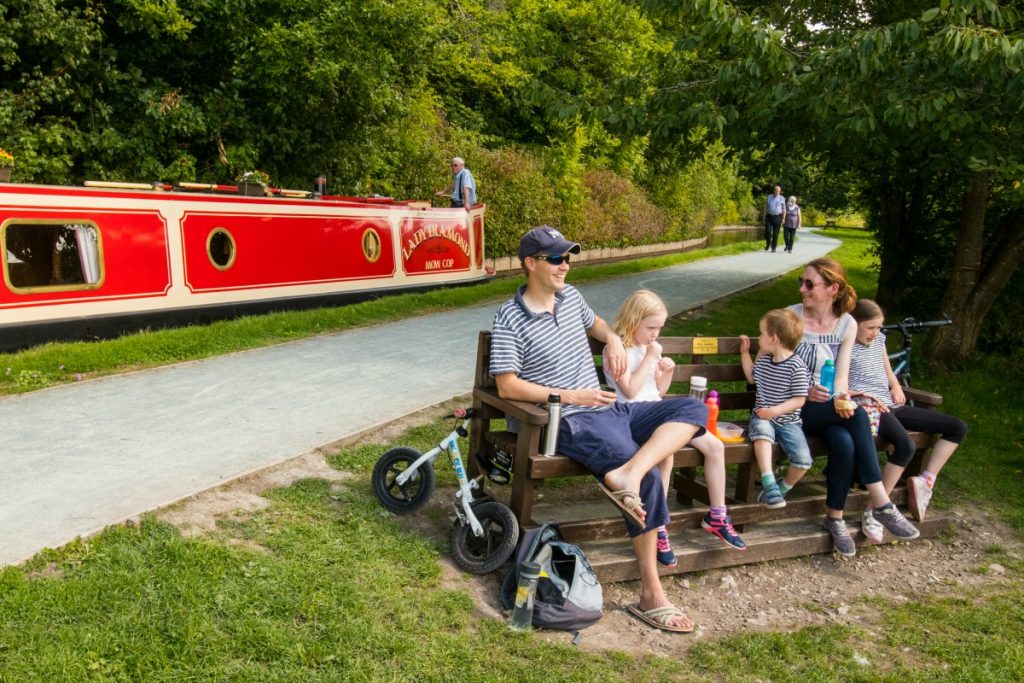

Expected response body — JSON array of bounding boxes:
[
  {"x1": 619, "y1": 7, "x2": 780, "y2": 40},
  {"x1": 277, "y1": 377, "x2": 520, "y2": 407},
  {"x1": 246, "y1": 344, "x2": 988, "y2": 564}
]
[{"x1": 747, "y1": 415, "x2": 813, "y2": 469}]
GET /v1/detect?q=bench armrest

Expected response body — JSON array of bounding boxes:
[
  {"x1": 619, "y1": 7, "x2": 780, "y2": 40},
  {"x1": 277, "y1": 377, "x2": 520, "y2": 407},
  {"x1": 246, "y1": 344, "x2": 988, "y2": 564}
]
[
  {"x1": 473, "y1": 387, "x2": 549, "y2": 425},
  {"x1": 904, "y1": 387, "x2": 943, "y2": 407}
]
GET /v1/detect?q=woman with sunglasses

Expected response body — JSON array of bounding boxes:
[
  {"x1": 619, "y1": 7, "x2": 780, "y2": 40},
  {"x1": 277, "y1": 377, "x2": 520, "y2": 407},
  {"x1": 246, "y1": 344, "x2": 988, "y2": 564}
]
[{"x1": 790, "y1": 258, "x2": 920, "y2": 558}]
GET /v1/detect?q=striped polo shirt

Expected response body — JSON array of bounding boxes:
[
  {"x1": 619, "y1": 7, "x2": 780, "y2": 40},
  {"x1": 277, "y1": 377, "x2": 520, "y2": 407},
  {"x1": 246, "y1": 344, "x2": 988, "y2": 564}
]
[
  {"x1": 489, "y1": 284, "x2": 607, "y2": 418},
  {"x1": 848, "y1": 333, "x2": 894, "y2": 407},
  {"x1": 752, "y1": 353, "x2": 810, "y2": 424}
]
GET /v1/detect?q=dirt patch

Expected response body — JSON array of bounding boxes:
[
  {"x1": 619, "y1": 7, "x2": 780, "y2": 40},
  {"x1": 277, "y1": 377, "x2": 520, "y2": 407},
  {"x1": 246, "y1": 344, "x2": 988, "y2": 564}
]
[
  {"x1": 158, "y1": 450, "x2": 353, "y2": 536},
  {"x1": 156, "y1": 403, "x2": 1022, "y2": 659}
]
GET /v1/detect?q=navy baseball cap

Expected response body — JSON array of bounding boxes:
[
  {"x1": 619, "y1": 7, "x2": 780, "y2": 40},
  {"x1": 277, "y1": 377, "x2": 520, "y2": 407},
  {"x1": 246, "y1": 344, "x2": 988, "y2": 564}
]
[{"x1": 517, "y1": 226, "x2": 581, "y2": 260}]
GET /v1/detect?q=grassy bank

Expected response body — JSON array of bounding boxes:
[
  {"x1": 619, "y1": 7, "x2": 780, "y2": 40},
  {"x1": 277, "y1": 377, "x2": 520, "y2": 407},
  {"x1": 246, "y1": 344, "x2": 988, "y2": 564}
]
[
  {"x1": 1, "y1": 228, "x2": 1021, "y2": 680},
  {"x1": 0, "y1": 241, "x2": 757, "y2": 397}
]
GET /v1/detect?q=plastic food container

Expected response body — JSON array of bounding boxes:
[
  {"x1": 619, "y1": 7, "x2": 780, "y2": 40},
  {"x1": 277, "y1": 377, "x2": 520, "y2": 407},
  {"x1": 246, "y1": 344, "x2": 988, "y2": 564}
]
[{"x1": 717, "y1": 422, "x2": 745, "y2": 443}]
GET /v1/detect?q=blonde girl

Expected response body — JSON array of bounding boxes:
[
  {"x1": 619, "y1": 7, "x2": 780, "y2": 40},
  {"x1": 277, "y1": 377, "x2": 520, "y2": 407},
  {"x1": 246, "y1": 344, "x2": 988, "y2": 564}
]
[{"x1": 604, "y1": 290, "x2": 746, "y2": 566}]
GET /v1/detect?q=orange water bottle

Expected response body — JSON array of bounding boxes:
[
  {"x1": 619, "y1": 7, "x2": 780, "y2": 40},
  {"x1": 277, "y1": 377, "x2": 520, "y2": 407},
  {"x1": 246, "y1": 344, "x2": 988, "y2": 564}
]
[{"x1": 705, "y1": 390, "x2": 720, "y2": 437}]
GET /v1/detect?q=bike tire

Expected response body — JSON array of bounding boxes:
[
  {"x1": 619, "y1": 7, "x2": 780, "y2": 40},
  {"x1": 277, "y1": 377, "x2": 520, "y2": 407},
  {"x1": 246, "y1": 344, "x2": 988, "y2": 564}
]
[
  {"x1": 450, "y1": 501, "x2": 519, "y2": 574},
  {"x1": 372, "y1": 447, "x2": 436, "y2": 514}
]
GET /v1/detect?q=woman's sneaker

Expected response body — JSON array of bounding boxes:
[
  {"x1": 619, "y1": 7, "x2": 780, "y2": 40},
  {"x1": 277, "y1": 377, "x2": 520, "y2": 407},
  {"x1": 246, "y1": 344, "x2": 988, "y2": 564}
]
[
  {"x1": 907, "y1": 476, "x2": 932, "y2": 521},
  {"x1": 656, "y1": 526, "x2": 678, "y2": 568},
  {"x1": 701, "y1": 513, "x2": 747, "y2": 550},
  {"x1": 823, "y1": 516, "x2": 856, "y2": 558},
  {"x1": 874, "y1": 504, "x2": 921, "y2": 540},
  {"x1": 758, "y1": 481, "x2": 787, "y2": 509},
  {"x1": 861, "y1": 509, "x2": 884, "y2": 544}
]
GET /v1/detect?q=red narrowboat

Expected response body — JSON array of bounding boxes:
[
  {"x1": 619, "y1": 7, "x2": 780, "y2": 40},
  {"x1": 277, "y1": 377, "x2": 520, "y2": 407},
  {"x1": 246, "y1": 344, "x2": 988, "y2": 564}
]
[{"x1": 0, "y1": 181, "x2": 489, "y2": 351}]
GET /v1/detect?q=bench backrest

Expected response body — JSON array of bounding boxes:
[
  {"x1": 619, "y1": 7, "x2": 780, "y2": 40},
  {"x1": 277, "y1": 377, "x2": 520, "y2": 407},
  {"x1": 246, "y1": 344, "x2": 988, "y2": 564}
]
[{"x1": 475, "y1": 331, "x2": 760, "y2": 411}]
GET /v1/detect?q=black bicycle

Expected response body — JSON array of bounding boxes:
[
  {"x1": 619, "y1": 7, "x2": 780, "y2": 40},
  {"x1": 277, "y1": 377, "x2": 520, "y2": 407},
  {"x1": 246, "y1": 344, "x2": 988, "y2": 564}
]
[{"x1": 883, "y1": 315, "x2": 952, "y2": 390}]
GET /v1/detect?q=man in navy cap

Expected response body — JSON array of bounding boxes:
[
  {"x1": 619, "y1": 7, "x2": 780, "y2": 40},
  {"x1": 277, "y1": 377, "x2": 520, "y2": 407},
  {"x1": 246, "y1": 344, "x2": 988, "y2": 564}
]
[{"x1": 488, "y1": 226, "x2": 719, "y2": 634}]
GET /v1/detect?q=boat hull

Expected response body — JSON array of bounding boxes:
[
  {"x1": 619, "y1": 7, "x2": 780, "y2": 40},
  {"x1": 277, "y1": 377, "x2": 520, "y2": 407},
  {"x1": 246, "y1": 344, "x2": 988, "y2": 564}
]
[{"x1": 0, "y1": 183, "x2": 489, "y2": 351}]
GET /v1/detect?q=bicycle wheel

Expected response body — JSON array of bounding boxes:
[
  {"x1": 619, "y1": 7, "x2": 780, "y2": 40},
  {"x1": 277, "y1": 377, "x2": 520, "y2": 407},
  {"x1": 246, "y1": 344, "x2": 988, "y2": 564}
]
[
  {"x1": 372, "y1": 447, "x2": 435, "y2": 514},
  {"x1": 450, "y1": 501, "x2": 519, "y2": 574}
]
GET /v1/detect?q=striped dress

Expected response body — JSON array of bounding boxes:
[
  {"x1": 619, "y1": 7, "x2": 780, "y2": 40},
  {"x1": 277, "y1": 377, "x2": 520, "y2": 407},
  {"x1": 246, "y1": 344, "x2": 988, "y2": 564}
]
[
  {"x1": 848, "y1": 333, "x2": 894, "y2": 407},
  {"x1": 789, "y1": 303, "x2": 855, "y2": 387}
]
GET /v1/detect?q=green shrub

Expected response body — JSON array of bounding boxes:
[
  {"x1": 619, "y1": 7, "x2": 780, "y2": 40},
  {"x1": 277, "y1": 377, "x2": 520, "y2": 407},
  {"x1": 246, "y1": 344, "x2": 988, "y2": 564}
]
[
  {"x1": 578, "y1": 169, "x2": 671, "y2": 246},
  {"x1": 653, "y1": 143, "x2": 756, "y2": 239},
  {"x1": 471, "y1": 146, "x2": 562, "y2": 258}
]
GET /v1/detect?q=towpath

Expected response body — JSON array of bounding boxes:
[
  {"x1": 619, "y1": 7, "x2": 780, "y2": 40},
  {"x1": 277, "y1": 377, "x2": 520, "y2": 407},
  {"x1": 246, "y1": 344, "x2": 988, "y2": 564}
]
[{"x1": 0, "y1": 230, "x2": 839, "y2": 565}]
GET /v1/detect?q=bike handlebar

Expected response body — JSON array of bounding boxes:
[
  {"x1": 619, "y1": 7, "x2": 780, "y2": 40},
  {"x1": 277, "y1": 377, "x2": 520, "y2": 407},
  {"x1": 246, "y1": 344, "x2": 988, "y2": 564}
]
[{"x1": 882, "y1": 316, "x2": 952, "y2": 333}]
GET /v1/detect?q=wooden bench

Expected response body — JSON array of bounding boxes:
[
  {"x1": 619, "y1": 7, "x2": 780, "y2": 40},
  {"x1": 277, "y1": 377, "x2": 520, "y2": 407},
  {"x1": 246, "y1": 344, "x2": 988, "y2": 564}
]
[
  {"x1": 825, "y1": 218, "x2": 838, "y2": 228},
  {"x1": 469, "y1": 331, "x2": 952, "y2": 581}
]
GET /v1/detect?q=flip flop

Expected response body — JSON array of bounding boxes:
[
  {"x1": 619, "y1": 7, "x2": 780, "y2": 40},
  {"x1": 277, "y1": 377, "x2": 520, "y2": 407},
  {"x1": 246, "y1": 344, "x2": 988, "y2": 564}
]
[
  {"x1": 597, "y1": 483, "x2": 645, "y2": 528},
  {"x1": 626, "y1": 603, "x2": 695, "y2": 634}
]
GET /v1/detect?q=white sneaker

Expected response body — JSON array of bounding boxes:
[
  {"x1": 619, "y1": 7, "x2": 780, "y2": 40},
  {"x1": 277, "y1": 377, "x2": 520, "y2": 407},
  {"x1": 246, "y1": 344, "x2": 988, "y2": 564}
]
[
  {"x1": 907, "y1": 476, "x2": 933, "y2": 522},
  {"x1": 861, "y1": 509, "x2": 884, "y2": 544}
]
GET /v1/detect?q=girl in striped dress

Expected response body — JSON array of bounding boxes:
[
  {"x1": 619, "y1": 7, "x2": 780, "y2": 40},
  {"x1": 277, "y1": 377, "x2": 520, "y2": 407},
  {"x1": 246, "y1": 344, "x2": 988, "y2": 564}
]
[{"x1": 848, "y1": 299, "x2": 968, "y2": 531}]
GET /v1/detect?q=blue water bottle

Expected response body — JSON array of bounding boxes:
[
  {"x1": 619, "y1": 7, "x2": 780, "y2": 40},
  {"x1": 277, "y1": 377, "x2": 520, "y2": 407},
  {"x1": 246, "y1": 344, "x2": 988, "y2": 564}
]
[{"x1": 820, "y1": 359, "x2": 836, "y2": 397}]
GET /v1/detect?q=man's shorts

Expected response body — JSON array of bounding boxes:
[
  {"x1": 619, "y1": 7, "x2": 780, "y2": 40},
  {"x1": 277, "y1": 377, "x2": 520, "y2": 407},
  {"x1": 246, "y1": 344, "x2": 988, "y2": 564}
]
[{"x1": 556, "y1": 398, "x2": 707, "y2": 536}]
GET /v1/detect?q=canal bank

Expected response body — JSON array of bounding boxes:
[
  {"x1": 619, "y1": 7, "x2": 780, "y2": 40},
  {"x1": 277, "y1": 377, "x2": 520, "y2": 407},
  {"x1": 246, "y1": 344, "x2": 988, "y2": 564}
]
[{"x1": 485, "y1": 224, "x2": 761, "y2": 275}]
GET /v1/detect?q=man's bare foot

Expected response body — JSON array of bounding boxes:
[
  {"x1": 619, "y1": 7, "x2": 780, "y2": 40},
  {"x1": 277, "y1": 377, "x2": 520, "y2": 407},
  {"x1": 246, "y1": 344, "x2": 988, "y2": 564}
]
[
  {"x1": 597, "y1": 483, "x2": 646, "y2": 526},
  {"x1": 603, "y1": 469, "x2": 640, "y2": 500}
]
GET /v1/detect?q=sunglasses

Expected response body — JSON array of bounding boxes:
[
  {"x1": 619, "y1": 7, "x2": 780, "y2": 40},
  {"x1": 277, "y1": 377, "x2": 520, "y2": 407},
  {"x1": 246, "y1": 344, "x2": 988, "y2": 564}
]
[
  {"x1": 798, "y1": 277, "x2": 826, "y2": 290},
  {"x1": 533, "y1": 253, "x2": 571, "y2": 266}
]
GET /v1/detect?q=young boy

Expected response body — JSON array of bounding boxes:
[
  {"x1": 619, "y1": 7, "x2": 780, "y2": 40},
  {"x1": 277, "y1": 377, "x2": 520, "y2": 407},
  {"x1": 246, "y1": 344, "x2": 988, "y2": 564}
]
[{"x1": 739, "y1": 309, "x2": 813, "y2": 508}]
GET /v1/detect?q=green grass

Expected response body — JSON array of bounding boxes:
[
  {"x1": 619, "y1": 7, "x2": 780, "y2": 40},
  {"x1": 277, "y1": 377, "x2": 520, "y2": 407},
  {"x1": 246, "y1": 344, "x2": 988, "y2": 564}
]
[
  {"x1": 2, "y1": 228, "x2": 1022, "y2": 680},
  {"x1": 0, "y1": 241, "x2": 757, "y2": 397}
]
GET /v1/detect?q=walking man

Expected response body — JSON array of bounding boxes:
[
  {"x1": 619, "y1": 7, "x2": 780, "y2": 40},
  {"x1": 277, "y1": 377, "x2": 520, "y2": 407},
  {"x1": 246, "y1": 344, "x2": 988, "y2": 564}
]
[{"x1": 764, "y1": 185, "x2": 786, "y2": 252}]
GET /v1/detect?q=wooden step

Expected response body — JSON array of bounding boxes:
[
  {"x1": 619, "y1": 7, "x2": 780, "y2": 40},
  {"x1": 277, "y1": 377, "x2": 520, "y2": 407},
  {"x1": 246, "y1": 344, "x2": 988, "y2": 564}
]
[
  {"x1": 566, "y1": 515, "x2": 951, "y2": 583},
  {"x1": 529, "y1": 481, "x2": 911, "y2": 543}
]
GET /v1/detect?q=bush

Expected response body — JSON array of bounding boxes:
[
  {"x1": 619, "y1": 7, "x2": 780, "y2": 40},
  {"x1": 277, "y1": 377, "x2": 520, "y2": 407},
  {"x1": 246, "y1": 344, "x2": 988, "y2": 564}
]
[
  {"x1": 471, "y1": 147, "x2": 562, "y2": 258},
  {"x1": 577, "y1": 169, "x2": 671, "y2": 246},
  {"x1": 652, "y1": 144, "x2": 755, "y2": 239}
]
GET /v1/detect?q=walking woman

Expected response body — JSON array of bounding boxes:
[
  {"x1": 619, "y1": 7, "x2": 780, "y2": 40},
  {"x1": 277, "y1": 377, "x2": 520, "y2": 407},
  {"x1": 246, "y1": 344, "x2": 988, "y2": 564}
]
[
  {"x1": 790, "y1": 258, "x2": 919, "y2": 557},
  {"x1": 782, "y1": 196, "x2": 801, "y2": 253}
]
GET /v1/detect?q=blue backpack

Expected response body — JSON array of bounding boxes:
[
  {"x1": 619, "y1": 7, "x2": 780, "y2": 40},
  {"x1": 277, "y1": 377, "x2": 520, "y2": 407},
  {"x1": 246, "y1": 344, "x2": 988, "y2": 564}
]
[{"x1": 500, "y1": 523, "x2": 603, "y2": 630}]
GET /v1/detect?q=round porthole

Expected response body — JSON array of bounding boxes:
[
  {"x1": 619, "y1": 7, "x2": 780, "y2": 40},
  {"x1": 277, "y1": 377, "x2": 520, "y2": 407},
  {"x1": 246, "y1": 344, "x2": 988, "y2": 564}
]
[
  {"x1": 362, "y1": 228, "x2": 382, "y2": 263},
  {"x1": 207, "y1": 228, "x2": 236, "y2": 270}
]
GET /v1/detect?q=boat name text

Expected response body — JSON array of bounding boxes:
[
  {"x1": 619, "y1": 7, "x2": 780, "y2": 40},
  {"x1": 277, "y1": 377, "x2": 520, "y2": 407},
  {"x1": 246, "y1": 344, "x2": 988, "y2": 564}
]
[{"x1": 402, "y1": 223, "x2": 470, "y2": 263}]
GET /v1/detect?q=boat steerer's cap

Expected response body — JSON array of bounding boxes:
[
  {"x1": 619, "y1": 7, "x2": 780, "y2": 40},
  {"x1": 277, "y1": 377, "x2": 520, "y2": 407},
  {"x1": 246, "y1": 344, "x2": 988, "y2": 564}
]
[{"x1": 517, "y1": 225, "x2": 581, "y2": 260}]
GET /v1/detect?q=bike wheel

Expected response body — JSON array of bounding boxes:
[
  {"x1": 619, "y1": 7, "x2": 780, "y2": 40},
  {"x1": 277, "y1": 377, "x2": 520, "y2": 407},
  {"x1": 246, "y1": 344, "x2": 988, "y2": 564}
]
[
  {"x1": 372, "y1": 447, "x2": 435, "y2": 514},
  {"x1": 450, "y1": 501, "x2": 520, "y2": 574}
]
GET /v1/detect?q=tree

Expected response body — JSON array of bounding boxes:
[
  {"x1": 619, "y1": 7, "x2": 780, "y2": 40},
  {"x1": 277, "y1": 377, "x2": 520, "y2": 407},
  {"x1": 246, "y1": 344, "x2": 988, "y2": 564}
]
[{"x1": 638, "y1": 0, "x2": 1024, "y2": 363}]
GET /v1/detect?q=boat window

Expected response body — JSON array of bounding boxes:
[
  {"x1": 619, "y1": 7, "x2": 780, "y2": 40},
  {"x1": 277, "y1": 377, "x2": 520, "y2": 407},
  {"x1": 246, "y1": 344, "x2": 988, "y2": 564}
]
[
  {"x1": 207, "y1": 228, "x2": 236, "y2": 270},
  {"x1": 2, "y1": 221, "x2": 103, "y2": 292}
]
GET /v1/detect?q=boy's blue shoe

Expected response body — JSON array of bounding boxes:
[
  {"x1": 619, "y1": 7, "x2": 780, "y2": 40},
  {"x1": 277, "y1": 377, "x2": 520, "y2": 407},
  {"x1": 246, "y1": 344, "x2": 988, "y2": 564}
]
[
  {"x1": 701, "y1": 513, "x2": 746, "y2": 550},
  {"x1": 758, "y1": 481, "x2": 787, "y2": 509}
]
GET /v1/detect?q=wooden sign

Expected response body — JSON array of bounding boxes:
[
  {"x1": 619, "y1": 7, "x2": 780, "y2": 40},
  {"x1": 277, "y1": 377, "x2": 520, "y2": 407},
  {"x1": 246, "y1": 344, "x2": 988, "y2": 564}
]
[{"x1": 692, "y1": 337, "x2": 719, "y2": 354}]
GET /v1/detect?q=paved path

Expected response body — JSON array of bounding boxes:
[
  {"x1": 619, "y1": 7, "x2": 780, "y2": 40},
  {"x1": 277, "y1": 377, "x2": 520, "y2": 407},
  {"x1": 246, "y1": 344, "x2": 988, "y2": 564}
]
[{"x1": 0, "y1": 230, "x2": 838, "y2": 565}]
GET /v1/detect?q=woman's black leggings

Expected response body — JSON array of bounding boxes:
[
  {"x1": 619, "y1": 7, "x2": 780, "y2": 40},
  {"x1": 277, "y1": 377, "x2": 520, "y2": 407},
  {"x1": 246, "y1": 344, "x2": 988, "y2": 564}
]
[
  {"x1": 783, "y1": 227, "x2": 796, "y2": 251},
  {"x1": 879, "y1": 405, "x2": 968, "y2": 467},
  {"x1": 802, "y1": 401, "x2": 880, "y2": 511}
]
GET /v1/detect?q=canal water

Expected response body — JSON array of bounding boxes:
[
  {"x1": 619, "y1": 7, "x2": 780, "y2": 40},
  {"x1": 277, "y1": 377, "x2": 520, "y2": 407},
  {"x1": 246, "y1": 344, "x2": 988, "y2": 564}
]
[{"x1": 707, "y1": 227, "x2": 761, "y2": 247}]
